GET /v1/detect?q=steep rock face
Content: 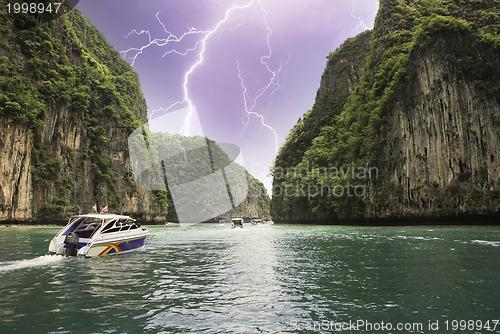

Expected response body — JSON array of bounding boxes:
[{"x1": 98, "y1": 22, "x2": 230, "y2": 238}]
[
  {"x1": 0, "y1": 5, "x2": 161, "y2": 222},
  {"x1": 274, "y1": 31, "x2": 371, "y2": 169},
  {"x1": 271, "y1": 31, "x2": 372, "y2": 220},
  {"x1": 136, "y1": 133, "x2": 270, "y2": 222},
  {"x1": 271, "y1": 0, "x2": 500, "y2": 223},
  {"x1": 0, "y1": 120, "x2": 32, "y2": 219},
  {"x1": 370, "y1": 32, "x2": 500, "y2": 217},
  {"x1": 230, "y1": 175, "x2": 270, "y2": 219},
  {"x1": 0, "y1": 3, "x2": 270, "y2": 223}
]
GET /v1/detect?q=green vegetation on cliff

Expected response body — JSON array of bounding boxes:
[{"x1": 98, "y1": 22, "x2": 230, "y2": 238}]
[
  {"x1": 140, "y1": 132, "x2": 271, "y2": 221},
  {"x1": 275, "y1": 31, "x2": 372, "y2": 171},
  {"x1": 272, "y1": 0, "x2": 500, "y2": 222},
  {"x1": 0, "y1": 1, "x2": 147, "y2": 219},
  {"x1": 0, "y1": 1, "x2": 270, "y2": 221}
]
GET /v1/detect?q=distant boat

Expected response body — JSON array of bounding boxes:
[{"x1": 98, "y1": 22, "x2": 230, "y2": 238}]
[
  {"x1": 48, "y1": 214, "x2": 149, "y2": 257},
  {"x1": 231, "y1": 218, "x2": 244, "y2": 229},
  {"x1": 251, "y1": 219, "x2": 265, "y2": 225},
  {"x1": 219, "y1": 219, "x2": 226, "y2": 225}
]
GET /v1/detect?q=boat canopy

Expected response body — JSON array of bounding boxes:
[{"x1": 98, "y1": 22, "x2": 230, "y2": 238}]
[
  {"x1": 60, "y1": 214, "x2": 137, "y2": 238},
  {"x1": 70, "y1": 214, "x2": 136, "y2": 221}
]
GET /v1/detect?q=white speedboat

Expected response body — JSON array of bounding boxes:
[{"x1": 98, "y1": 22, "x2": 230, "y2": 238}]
[
  {"x1": 48, "y1": 214, "x2": 149, "y2": 257},
  {"x1": 231, "y1": 218, "x2": 244, "y2": 229}
]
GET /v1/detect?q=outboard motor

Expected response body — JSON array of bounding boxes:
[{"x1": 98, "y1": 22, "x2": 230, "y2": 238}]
[{"x1": 64, "y1": 232, "x2": 79, "y2": 257}]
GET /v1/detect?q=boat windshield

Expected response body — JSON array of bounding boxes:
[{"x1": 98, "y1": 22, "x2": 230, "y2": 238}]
[
  {"x1": 73, "y1": 217, "x2": 103, "y2": 239},
  {"x1": 101, "y1": 218, "x2": 140, "y2": 234}
]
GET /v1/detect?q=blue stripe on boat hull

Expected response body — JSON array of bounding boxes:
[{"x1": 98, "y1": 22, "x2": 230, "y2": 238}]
[{"x1": 90, "y1": 236, "x2": 147, "y2": 257}]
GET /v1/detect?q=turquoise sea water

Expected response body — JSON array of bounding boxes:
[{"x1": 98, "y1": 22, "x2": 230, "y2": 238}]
[{"x1": 0, "y1": 224, "x2": 499, "y2": 333}]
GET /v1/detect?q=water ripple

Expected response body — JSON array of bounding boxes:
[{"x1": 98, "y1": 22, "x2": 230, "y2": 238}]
[{"x1": 0, "y1": 224, "x2": 499, "y2": 333}]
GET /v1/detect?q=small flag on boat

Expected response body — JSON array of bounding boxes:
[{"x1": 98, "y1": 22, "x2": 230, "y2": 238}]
[
  {"x1": 92, "y1": 204, "x2": 97, "y2": 213},
  {"x1": 101, "y1": 205, "x2": 108, "y2": 213}
]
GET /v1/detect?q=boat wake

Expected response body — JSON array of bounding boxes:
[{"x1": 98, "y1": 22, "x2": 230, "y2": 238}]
[
  {"x1": 472, "y1": 239, "x2": 500, "y2": 247},
  {"x1": 0, "y1": 255, "x2": 63, "y2": 274}
]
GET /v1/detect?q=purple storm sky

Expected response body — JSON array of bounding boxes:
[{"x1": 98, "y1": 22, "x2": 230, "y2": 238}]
[{"x1": 76, "y1": 0, "x2": 379, "y2": 193}]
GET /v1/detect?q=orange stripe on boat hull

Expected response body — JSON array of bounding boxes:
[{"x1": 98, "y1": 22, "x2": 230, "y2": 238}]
[{"x1": 98, "y1": 244, "x2": 122, "y2": 256}]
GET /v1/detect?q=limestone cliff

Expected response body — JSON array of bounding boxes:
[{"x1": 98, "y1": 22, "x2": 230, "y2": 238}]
[
  {"x1": 274, "y1": 31, "x2": 372, "y2": 170},
  {"x1": 0, "y1": 120, "x2": 33, "y2": 219},
  {"x1": 0, "y1": 2, "x2": 164, "y2": 222},
  {"x1": 271, "y1": 0, "x2": 500, "y2": 223},
  {"x1": 369, "y1": 30, "x2": 500, "y2": 218},
  {"x1": 0, "y1": 2, "x2": 269, "y2": 223},
  {"x1": 272, "y1": 31, "x2": 372, "y2": 221}
]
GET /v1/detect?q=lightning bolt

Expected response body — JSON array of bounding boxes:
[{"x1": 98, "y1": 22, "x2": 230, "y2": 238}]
[
  {"x1": 121, "y1": 13, "x2": 210, "y2": 67},
  {"x1": 236, "y1": 60, "x2": 281, "y2": 152},
  {"x1": 233, "y1": 0, "x2": 284, "y2": 153},
  {"x1": 350, "y1": 0, "x2": 370, "y2": 34},
  {"x1": 120, "y1": 0, "x2": 282, "y2": 150}
]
